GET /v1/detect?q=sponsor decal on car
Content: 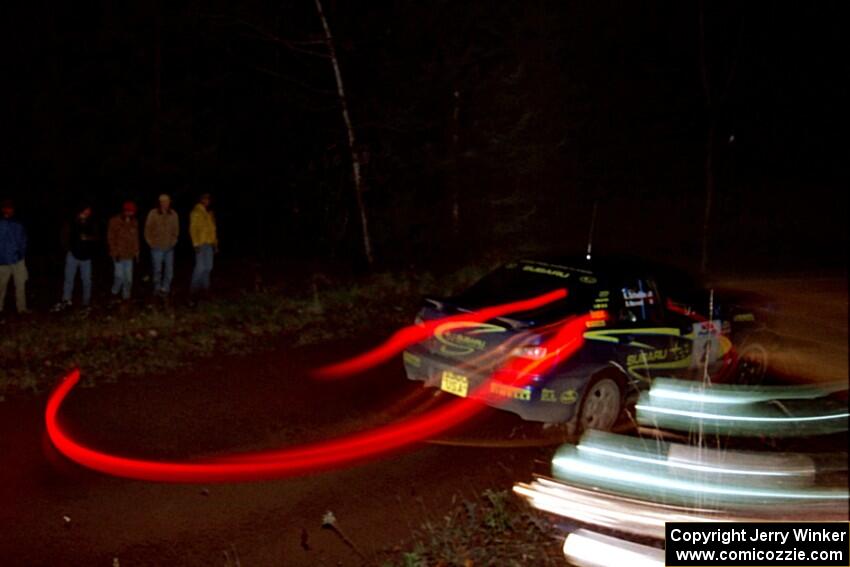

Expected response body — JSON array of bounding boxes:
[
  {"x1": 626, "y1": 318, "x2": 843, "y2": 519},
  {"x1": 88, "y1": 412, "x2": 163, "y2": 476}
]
[
  {"x1": 560, "y1": 389, "x2": 578, "y2": 404},
  {"x1": 434, "y1": 321, "x2": 506, "y2": 357},
  {"x1": 622, "y1": 288, "x2": 655, "y2": 307},
  {"x1": 540, "y1": 388, "x2": 578, "y2": 404},
  {"x1": 522, "y1": 264, "x2": 572, "y2": 278},
  {"x1": 490, "y1": 382, "x2": 532, "y2": 401}
]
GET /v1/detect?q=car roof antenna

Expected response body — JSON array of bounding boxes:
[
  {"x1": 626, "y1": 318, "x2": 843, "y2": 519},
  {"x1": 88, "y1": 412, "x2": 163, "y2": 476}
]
[{"x1": 585, "y1": 200, "x2": 598, "y2": 261}]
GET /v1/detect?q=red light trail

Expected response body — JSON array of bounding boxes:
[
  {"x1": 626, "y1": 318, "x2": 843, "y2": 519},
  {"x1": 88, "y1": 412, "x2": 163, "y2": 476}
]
[
  {"x1": 45, "y1": 290, "x2": 593, "y2": 483},
  {"x1": 313, "y1": 288, "x2": 567, "y2": 379}
]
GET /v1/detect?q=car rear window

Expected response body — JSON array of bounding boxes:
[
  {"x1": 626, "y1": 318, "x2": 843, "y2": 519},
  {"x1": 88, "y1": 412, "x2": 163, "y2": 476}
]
[{"x1": 455, "y1": 261, "x2": 601, "y2": 321}]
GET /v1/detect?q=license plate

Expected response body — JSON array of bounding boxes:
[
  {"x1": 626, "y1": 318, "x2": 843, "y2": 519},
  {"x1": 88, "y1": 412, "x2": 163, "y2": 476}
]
[{"x1": 440, "y1": 370, "x2": 469, "y2": 397}]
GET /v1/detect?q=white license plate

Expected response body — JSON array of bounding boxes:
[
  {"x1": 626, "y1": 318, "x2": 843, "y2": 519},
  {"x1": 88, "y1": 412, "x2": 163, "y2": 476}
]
[{"x1": 440, "y1": 370, "x2": 469, "y2": 397}]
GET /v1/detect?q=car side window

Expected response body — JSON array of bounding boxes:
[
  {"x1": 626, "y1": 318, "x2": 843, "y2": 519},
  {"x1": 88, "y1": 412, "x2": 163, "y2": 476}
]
[{"x1": 617, "y1": 278, "x2": 662, "y2": 323}]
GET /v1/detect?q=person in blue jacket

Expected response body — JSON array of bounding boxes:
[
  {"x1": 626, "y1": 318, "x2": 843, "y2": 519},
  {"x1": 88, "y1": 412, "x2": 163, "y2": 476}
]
[{"x1": 0, "y1": 199, "x2": 28, "y2": 314}]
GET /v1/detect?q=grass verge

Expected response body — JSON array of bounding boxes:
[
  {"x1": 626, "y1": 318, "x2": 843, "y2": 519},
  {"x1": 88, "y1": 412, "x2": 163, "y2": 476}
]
[
  {"x1": 0, "y1": 265, "x2": 494, "y2": 397},
  {"x1": 382, "y1": 490, "x2": 564, "y2": 567}
]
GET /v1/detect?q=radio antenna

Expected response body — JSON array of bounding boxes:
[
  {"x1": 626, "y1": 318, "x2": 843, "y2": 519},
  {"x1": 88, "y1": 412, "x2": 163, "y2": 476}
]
[{"x1": 586, "y1": 200, "x2": 598, "y2": 260}]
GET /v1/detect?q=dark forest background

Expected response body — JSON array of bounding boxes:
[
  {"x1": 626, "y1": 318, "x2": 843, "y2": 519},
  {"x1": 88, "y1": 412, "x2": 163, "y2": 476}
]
[{"x1": 1, "y1": 0, "x2": 846, "y2": 278}]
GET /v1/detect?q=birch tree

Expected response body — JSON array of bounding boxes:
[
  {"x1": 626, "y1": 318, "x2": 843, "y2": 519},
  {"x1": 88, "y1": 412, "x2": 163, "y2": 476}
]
[{"x1": 313, "y1": 0, "x2": 374, "y2": 266}]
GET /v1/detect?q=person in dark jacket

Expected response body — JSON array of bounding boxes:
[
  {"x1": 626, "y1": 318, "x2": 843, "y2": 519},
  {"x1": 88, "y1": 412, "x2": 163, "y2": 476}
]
[
  {"x1": 57, "y1": 204, "x2": 98, "y2": 309},
  {"x1": 107, "y1": 201, "x2": 139, "y2": 300},
  {"x1": 0, "y1": 199, "x2": 28, "y2": 314}
]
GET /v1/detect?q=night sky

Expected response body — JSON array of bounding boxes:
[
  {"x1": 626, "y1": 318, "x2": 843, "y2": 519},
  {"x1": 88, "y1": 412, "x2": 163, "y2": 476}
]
[{"x1": 1, "y1": 1, "x2": 846, "y2": 273}]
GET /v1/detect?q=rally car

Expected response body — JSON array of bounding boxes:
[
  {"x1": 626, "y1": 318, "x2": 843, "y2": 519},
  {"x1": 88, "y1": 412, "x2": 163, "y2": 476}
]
[{"x1": 402, "y1": 256, "x2": 768, "y2": 434}]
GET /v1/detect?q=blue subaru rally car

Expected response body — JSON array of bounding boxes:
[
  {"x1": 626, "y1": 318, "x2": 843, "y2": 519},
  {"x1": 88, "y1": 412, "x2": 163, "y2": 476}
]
[{"x1": 403, "y1": 256, "x2": 766, "y2": 434}]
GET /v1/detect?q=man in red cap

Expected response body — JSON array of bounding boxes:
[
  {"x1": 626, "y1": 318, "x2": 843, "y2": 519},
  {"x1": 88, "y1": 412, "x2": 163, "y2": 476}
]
[{"x1": 107, "y1": 201, "x2": 140, "y2": 301}]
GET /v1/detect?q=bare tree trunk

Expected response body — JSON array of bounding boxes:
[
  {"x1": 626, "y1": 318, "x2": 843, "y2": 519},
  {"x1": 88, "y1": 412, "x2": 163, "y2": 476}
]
[{"x1": 313, "y1": 0, "x2": 374, "y2": 266}]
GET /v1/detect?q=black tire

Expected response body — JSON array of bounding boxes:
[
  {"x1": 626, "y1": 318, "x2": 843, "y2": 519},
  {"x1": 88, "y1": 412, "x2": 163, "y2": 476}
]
[
  {"x1": 577, "y1": 371, "x2": 624, "y2": 433},
  {"x1": 733, "y1": 334, "x2": 774, "y2": 385}
]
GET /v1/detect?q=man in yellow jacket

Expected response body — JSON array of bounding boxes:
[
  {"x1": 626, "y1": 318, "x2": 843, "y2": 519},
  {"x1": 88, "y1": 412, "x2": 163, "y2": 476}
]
[{"x1": 189, "y1": 193, "x2": 217, "y2": 295}]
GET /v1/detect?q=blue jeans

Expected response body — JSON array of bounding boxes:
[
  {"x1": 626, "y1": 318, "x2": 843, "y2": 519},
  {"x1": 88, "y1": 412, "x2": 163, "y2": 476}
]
[
  {"x1": 191, "y1": 244, "x2": 214, "y2": 292},
  {"x1": 150, "y1": 247, "x2": 174, "y2": 294},
  {"x1": 111, "y1": 258, "x2": 134, "y2": 299},
  {"x1": 62, "y1": 252, "x2": 92, "y2": 306}
]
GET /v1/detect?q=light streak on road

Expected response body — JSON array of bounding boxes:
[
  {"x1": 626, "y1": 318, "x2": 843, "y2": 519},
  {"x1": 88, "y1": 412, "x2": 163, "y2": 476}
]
[
  {"x1": 636, "y1": 377, "x2": 849, "y2": 436},
  {"x1": 514, "y1": 477, "x2": 848, "y2": 542},
  {"x1": 552, "y1": 443, "x2": 846, "y2": 505},
  {"x1": 563, "y1": 529, "x2": 664, "y2": 567},
  {"x1": 648, "y1": 377, "x2": 848, "y2": 405}
]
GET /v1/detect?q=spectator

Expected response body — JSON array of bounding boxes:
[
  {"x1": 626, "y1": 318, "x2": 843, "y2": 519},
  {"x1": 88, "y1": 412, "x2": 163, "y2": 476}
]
[
  {"x1": 189, "y1": 193, "x2": 217, "y2": 296},
  {"x1": 144, "y1": 193, "x2": 179, "y2": 297},
  {"x1": 107, "y1": 201, "x2": 140, "y2": 301},
  {"x1": 56, "y1": 204, "x2": 98, "y2": 310},
  {"x1": 0, "y1": 199, "x2": 28, "y2": 314}
]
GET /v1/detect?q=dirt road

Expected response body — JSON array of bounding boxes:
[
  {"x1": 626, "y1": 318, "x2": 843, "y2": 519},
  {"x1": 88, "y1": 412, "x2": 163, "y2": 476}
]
[
  {"x1": 714, "y1": 274, "x2": 848, "y2": 382},
  {"x1": 0, "y1": 341, "x2": 545, "y2": 566}
]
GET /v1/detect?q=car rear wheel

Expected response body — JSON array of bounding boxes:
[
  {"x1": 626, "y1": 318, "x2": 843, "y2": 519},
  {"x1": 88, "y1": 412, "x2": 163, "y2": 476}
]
[{"x1": 578, "y1": 375, "x2": 623, "y2": 432}]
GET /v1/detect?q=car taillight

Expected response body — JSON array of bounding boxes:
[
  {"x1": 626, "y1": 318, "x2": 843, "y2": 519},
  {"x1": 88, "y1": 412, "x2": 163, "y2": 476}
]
[{"x1": 513, "y1": 345, "x2": 548, "y2": 360}]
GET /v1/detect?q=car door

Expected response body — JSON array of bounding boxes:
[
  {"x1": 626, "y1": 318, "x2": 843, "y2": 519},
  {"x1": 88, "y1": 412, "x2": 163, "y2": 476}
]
[
  {"x1": 606, "y1": 276, "x2": 684, "y2": 384},
  {"x1": 658, "y1": 279, "x2": 733, "y2": 380}
]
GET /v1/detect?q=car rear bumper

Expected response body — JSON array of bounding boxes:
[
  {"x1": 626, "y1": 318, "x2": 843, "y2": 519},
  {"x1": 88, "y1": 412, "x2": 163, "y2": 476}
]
[{"x1": 402, "y1": 345, "x2": 588, "y2": 423}]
